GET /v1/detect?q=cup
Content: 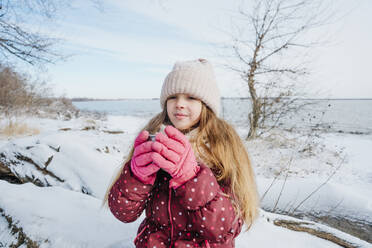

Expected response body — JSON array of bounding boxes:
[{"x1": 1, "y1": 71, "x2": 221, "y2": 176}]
[{"x1": 148, "y1": 134, "x2": 156, "y2": 141}]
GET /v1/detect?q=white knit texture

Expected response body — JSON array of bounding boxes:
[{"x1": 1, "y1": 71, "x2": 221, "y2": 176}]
[{"x1": 160, "y1": 59, "x2": 220, "y2": 116}]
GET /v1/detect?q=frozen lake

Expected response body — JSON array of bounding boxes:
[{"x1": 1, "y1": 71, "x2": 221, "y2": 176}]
[{"x1": 73, "y1": 99, "x2": 372, "y2": 134}]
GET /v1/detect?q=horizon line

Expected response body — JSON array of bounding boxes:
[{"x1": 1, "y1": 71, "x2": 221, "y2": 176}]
[{"x1": 70, "y1": 97, "x2": 372, "y2": 101}]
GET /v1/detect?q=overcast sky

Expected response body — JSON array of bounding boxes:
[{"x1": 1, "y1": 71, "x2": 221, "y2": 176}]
[{"x1": 42, "y1": 0, "x2": 372, "y2": 99}]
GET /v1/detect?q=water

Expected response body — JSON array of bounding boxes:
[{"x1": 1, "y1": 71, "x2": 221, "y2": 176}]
[
  {"x1": 73, "y1": 99, "x2": 372, "y2": 134},
  {"x1": 74, "y1": 99, "x2": 161, "y2": 117}
]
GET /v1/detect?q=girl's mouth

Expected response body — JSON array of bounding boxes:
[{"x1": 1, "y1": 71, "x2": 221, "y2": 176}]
[{"x1": 175, "y1": 113, "x2": 188, "y2": 119}]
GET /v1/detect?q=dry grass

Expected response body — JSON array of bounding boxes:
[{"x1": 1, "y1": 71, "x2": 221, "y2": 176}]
[
  {"x1": 85, "y1": 119, "x2": 96, "y2": 125},
  {"x1": 0, "y1": 120, "x2": 39, "y2": 137}
]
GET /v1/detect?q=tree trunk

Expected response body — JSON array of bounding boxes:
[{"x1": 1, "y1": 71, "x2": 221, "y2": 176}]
[{"x1": 246, "y1": 64, "x2": 260, "y2": 140}]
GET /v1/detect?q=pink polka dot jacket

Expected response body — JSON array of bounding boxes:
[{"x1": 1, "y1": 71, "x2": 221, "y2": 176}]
[{"x1": 108, "y1": 161, "x2": 243, "y2": 248}]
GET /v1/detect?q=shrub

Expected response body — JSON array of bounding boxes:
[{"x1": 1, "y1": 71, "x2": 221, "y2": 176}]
[{"x1": 0, "y1": 64, "x2": 79, "y2": 119}]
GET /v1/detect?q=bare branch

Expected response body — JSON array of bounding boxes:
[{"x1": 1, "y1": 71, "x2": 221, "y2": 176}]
[
  {"x1": 261, "y1": 174, "x2": 279, "y2": 202},
  {"x1": 272, "y1": 157, "x2": 293, "y2": 211},
  {"x1": 291, "y1": 155, "x2": 346, "y2": 214},
  {"x1": 255, "y1": 68, "x2": 304, "y2": 75},
  {"x1": 0, "y1": 0, "x2": 100, "y2": 66}
]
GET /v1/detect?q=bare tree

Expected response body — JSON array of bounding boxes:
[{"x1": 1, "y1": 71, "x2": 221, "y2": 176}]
[
  {"x1": 222, "y1": 0, "x2": 334, "y2": 140},
  {"x1": 0, "y1": 0, "x2": 101, "y2": 66},
  {"x1": 0, "y1": 1, "x2": 65, "y2": 66}
]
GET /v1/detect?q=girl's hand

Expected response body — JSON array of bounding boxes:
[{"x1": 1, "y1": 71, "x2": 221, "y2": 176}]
[
  {"x1": 130, "y1": 130, "x2": 159, "y2": 185},
  {"x1": 151, "y1": 125, "x2": 200, "y2": 188}
]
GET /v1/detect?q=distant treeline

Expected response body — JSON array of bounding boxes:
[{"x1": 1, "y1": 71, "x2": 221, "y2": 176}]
[
  {"x1": 71, "y1": 97, "x2": 160, "y2": 102},
  {"x1": 70, "y1": 97, "x2": 372, "y2": 102}
]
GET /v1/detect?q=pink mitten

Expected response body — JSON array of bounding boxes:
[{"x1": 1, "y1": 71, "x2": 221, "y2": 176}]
[
  {"x1": 151, "y1": 126, "x2": 200, "y2": 188},
  {"x1": 130, "y1": 130, "x2": 160, "y2": 185}
]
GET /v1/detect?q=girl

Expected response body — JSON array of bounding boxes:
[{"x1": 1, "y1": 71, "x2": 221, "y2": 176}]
[{"x1": 104, "y1": 59, "x2": 259, "y2": 248}]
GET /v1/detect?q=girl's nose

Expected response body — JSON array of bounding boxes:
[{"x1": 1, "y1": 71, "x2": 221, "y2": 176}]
[{"x1": 175, "y1": 97, "x2": 186, "y2": 109}]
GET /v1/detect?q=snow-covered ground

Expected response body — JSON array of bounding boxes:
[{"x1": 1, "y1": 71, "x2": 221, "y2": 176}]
[
  {"x1": 247, "y1": 130, "x2": 372, "y2": 222},
  {"x1": 0, "y1": 115, "x2": 371, "y2": 247}
]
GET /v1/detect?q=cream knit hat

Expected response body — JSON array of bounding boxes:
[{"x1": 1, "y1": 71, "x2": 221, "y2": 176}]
[{"x1": 160, "y1": 58, "x2": 221, "y2": 116}]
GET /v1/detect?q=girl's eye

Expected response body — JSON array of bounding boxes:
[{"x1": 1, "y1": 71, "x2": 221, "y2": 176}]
[
  {"x1": 188, "y1": 96, "x2": 196, "y2": 100},
  {"x1": 168, "y1": 96, "x2": 176, "y2": 100}
]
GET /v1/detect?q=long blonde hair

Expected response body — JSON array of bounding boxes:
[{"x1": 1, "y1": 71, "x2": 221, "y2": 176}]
[{"x1": 102, "y1": 103, "x2": 259, "y2": 230}]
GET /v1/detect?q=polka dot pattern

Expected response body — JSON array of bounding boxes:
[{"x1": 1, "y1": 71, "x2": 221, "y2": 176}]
[
  {"x1": 108, "y1": 162, "x2": 153, "y2": 223},
  {"x1": 174, "y1": 165, "x2": 219, "y2": 210},
  {"x1": 108, "y1": 162, "x2": 243, "y2": 248}
]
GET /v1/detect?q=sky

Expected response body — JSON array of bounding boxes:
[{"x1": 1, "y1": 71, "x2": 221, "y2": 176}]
[{"x1": 35, "y1": 0, "x2": 372, "y2": 99}]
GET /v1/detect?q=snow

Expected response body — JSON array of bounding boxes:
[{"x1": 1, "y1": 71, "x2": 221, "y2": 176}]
[
  {"x1": 245, "y1": 130, "x2": 372, "y2": 225},
  {"x1": 237, "y1": 213, "x2": 341, "y2": 248},
  {"x1": 0, "y1": 180, "x2": 140, "y2": 248},
  {"x1": 322, "y1": 133, "x2": 372, "y2": 185},
  {"x1": 258, "y1": 177, "x2": 371, "y2": 222},
  {"x1": 250, "y1": 211, "x2": 370, "y2": 248},
  {"x1": 0, "y1": 178, "x2": 352, "y2": 248},
  {"x1": 0, "y1": 115, "x2": 371, "y2": 247}
]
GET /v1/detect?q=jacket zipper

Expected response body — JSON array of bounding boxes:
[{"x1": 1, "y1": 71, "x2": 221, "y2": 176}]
[
  {"x1": 168, "y1": 187, "x2": 174, "y2": 247},
  {"x1": 205, "y1": 240, "x2": 211, "y2": 248},
  {"x1": 134, "y1": 224, "x2": 149, "y2": 245},
  {"x1": 141, "y1": 187, "x2": 210, "y2": 248}
]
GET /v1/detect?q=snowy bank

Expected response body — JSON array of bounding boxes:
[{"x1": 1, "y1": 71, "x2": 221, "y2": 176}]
[
  {"x1": 3, "y1": 180, "x2": 368, "y2": 248},
  {"x1": 0, "y1": 115, "x2": 371, "y2": 247}
]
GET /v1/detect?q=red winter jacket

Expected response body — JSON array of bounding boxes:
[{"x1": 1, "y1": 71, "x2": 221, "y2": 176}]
[{"x1": 108, "y1": 162, "x2": 242, "y2": 248}]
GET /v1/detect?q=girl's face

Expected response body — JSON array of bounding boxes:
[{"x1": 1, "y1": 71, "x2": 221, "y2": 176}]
[{"x1": 166, "y1": 93, "x2": 202, "y2": 131}]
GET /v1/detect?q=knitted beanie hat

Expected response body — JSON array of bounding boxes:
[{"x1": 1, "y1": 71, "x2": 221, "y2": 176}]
[{"x1": 160, "y1": 58, "x2": 221, "y2": 116}]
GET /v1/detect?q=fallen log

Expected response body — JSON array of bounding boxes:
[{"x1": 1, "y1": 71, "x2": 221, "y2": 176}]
[
  {"x1": 261, "y1": 210, "x2": 370, "y2": 248},
  {"x1": 274, "y1": 219, "x2": 357, "y2": 248}
]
